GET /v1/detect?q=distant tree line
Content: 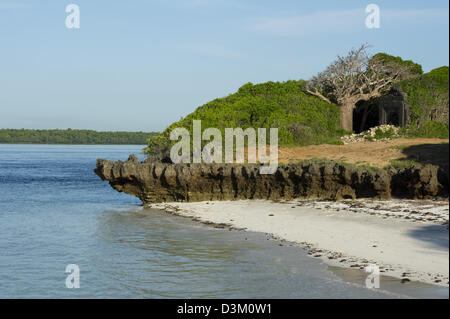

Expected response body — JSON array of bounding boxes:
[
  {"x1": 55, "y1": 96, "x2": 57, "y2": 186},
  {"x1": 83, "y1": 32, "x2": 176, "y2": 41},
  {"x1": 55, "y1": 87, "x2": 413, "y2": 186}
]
[{"x1": 0, "y1": 129, "x2": 158, "y2": 144}]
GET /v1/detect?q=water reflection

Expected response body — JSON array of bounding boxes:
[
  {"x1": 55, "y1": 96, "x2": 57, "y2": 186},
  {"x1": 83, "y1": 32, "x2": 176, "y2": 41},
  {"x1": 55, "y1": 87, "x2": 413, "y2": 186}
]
[
  {"x1": 1, "y1": 144, "x2": 447, "y2": 298},
  {"x1": 92, "y1": 208, "x2": 411, "y2": 299}
]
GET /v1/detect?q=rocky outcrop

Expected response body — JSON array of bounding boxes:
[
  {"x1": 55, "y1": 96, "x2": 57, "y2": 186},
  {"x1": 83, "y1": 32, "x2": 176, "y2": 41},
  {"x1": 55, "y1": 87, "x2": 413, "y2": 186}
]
[{"x1": 94, "y1": 154, "x2": 448, "y2": 204}]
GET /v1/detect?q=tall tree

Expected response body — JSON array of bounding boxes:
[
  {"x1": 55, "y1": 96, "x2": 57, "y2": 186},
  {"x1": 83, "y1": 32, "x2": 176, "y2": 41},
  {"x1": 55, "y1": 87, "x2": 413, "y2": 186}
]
[{"x1": 306, "y1": 44, "x2": 412, "y2": 131}]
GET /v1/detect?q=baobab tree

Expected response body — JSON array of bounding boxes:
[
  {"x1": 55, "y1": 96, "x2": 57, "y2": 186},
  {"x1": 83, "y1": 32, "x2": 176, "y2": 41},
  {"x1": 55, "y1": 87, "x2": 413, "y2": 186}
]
[{"x1": 306, "y1": 44, "x2": 412, "y2": 131}]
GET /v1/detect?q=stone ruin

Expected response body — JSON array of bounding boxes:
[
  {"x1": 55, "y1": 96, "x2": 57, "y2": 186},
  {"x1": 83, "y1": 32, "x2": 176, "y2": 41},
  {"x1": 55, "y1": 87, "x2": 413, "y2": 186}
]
[
  {"x1": 378, "y1": 86, "x2": 410, "y2": 127},
  {"x1": 353, "y1": 86, "x2": 410, "y2": 133}
]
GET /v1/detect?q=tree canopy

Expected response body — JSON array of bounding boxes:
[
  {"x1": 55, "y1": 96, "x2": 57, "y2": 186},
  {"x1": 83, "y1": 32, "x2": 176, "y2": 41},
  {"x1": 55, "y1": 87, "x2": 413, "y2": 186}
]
[{"x1": 306, "y1": 44, "x2": 415, "y2": 130}]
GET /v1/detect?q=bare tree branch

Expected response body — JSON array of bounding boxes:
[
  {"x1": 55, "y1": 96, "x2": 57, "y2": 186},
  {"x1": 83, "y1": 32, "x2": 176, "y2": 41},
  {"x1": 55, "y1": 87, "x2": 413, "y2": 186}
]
[
  {"x1": 307, "y1": 44, "x2": 411, "y2": 107},
  {"x1": 305, "y1": 88, "x2": 332, "y2": 104},
  {"x1": 306, "y1": 44, "x2": 413, "y2": 130}
]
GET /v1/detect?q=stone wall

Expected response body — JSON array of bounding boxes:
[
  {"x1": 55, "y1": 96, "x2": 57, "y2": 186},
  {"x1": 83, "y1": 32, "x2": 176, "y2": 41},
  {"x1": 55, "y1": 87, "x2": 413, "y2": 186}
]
[{"x1": 378, "y1": 86, "x2": 410, "y2": 127}]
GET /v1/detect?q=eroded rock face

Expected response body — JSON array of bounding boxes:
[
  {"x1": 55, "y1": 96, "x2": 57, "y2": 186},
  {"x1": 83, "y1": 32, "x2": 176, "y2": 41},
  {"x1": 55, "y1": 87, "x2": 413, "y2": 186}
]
[{"x1": 94, "y1": 155, "x2": 448, "y2": 204}]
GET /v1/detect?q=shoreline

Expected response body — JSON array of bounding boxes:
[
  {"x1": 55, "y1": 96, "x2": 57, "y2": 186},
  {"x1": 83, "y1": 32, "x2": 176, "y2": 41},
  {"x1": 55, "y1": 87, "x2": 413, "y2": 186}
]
[{"x1": 148, "y1": 199, "x2": 449, "y2": 288}]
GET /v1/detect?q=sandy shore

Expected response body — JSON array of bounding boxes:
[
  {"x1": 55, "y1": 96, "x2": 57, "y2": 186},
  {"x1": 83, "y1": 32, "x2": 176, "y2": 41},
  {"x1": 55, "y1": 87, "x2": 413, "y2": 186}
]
[{"x1": 149, "y1": 199, "x2": 449, "y2": 287}]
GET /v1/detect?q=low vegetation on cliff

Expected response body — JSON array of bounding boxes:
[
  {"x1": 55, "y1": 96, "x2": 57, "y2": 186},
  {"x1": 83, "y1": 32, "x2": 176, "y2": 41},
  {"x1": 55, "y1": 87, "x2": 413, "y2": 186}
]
[
  {"x1": 144, "y1": 49, "x2": 448, "y2": 159},
  {"x1": 144, "y1": 80, "x2": 347, "y2": 157}
]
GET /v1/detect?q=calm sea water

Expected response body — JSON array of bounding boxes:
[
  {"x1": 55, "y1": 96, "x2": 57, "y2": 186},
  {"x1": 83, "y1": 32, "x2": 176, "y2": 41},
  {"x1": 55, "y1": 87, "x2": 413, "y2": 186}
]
[{"x1": 0, "y1": 145, "x2": 447, "y2": 298}]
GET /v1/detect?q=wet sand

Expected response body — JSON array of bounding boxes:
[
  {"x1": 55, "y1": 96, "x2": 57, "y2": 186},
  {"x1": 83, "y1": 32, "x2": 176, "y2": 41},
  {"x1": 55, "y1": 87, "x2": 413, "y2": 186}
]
[{"x1": 150, "y1": 199, "x2": 449, "y2": 290}]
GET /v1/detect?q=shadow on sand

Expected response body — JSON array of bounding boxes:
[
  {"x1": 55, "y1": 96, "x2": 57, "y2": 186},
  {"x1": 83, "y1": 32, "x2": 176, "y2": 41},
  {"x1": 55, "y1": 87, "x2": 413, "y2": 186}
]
[{"x1": 407, "y1": 224, "x2": 449, "y2": 250}]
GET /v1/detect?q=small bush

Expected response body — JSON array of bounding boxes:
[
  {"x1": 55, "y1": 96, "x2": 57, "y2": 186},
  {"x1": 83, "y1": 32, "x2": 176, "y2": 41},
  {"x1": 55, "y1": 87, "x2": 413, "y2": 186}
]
[
  {"x1": 387, "y1": 159, "x2": 421, "y2": 169},
  {"x1": 402, "y1": 121, "x2": 449, "y2": 139},
  {"x1": 373, "y1": 127, "x2": 397, "y2": 139}
]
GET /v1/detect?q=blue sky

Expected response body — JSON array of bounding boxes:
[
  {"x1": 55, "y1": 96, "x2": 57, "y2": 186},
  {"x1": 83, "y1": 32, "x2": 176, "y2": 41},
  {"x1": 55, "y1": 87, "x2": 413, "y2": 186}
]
[{"x1": 0, "y1": 0, "x2": 448, "y2": 131}]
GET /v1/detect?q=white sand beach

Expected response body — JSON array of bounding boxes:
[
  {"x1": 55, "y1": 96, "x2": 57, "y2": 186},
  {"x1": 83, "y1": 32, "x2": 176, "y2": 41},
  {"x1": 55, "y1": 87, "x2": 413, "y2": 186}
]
[{"x1": 150, "y1": 199, "x2": 449, "y2": 287}]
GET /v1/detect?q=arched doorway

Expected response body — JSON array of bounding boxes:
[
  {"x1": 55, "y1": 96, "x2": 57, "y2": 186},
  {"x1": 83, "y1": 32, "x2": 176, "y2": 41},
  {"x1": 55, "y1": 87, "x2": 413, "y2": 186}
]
[
  {"x1": 352, "y1": 99, "x2": 380, "y2": 133},
  {"x1": 386, "y1": 111, "x2": 400, "y2": 126}
]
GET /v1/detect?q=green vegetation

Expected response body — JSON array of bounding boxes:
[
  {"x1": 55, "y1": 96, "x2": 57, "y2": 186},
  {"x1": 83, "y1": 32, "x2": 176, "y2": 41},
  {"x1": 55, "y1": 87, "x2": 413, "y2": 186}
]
[
  {"x1": 400, "y1": 66, "x2": 449, "y2": 138},
  {"x1": 308, "y1": 158, "x2": 379, "y2": 171},
  {"x1": 144, "y1": 80, "x2": 348, "y2": 157},
  {"x1": 386, "y1": 159, "x2": 421, "y2": 169},
  {"x1": 354, "y1": 163, "x2": 379, "y2": 171},
  {"x1": 144, "y1": 52, "x2": 448, "y2": 159},
  {"x1": 372, "y1": 53, "x2": 423, "y2": 75},
  {"x1": 400, "y1": 121, "x2": 449, "y2": 139},
  {"x1": 373, "y1": 127, "x2": 397, "y2": 139},
  {"x1": 0, "y1": 129, "x2": 157, "y2": 145}
]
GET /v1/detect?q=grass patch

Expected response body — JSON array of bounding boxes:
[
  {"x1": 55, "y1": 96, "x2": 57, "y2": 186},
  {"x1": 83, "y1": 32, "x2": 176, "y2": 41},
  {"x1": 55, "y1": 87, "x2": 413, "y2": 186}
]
[
  {"x1": 356, "y1": 164, "x2": 379, "y2": 171},
  {"x1": 385, "y1": 159, "x2": 420, "y2": 169},
  {"x1": 400, "y1": 122, "x2": 449, "y2": 139}
]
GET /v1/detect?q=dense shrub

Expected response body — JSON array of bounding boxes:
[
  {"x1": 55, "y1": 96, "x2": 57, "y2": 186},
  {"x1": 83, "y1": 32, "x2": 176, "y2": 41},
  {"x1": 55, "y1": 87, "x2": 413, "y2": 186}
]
[
  {"x1": 373, "y1": 127, "x2": 397, "y2": 139},
  {"x1": 144, "y1": 80, "x2": 346, "y2": 156},
  {"x1": 401, "y1": 121, "x2": 449, "y2": 139},
  {"x1": 400, "y1": 66, "x2": 449, "y2": 138}
]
